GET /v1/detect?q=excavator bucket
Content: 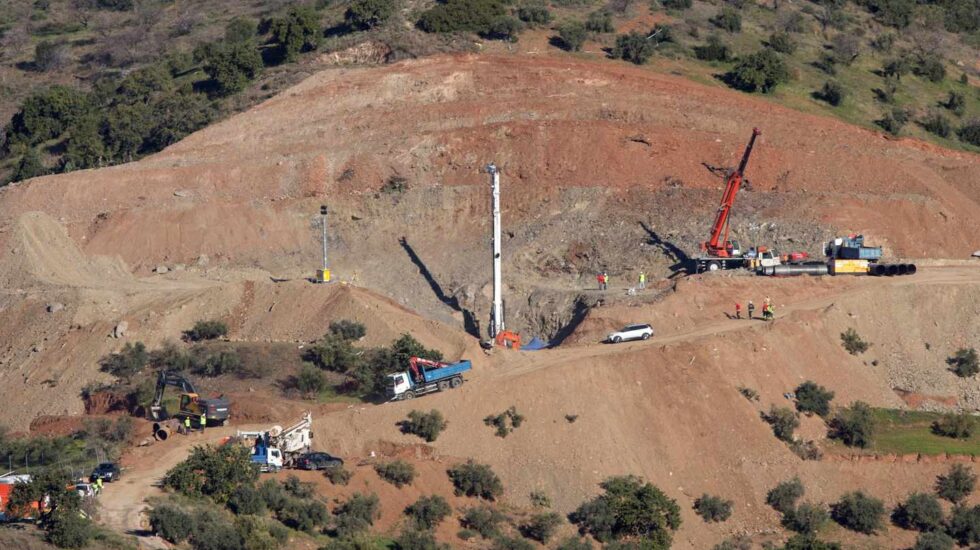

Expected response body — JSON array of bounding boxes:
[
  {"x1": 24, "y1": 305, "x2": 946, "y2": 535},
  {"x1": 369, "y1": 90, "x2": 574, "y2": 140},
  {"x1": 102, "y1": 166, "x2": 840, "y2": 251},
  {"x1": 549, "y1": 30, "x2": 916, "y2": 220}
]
[{"x1": 495, "y1": 330, "x2": 521, "y2": 350}]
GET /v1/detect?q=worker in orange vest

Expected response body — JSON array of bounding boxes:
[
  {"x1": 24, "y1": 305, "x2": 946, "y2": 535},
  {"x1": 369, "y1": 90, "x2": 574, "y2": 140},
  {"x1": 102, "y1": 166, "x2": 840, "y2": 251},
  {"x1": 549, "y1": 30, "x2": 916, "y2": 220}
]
[{"x1": 735, "y1": 302, "x2": 742, "y2": 319}]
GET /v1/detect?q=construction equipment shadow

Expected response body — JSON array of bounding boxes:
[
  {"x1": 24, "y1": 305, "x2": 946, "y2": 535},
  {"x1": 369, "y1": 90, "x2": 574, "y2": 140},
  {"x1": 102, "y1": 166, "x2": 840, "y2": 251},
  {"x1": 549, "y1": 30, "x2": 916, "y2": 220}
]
[
  {"x1": 398, "y1": 237, "x2": 481, "y2": 338},
  {"x1": 639, "y1": 222, "x2": 693, "y2": 277}
]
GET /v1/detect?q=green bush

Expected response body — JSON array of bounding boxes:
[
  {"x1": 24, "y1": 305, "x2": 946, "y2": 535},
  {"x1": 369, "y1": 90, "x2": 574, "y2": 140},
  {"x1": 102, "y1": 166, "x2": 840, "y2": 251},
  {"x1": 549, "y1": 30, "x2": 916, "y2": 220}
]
[
  {"x1": 186, "y1": 320, "x2": 229, "y2": 341},
  {"x1": 726, "y1": 49, "x2": 789, "y2": 93},
  {"x1": 395, "y1": 528, "x2": 449, "y2": 550},
  {"x1": 556, "y1": 537, "x2": 595, "y2": 550},
  {"x1": 781, "y1": 535, "x2": 841, "y2": 550},
  {"x1": 921, "y1": 112, "x2": 952, "y2": 138},
  {"x1": 912, "y1": 531, "x2": 956, "y2": 550},
  {"x1": 149, "y1": 505, "x2": 196, "y2": 543},
  {"x1": 947, "y1": 505, "x2": 980, "y2": 545},
  {"x1": 795, "y1": 382, "x2": 835, "y2": 416},
  {"x1": 225, "y1": 17, "x2": 257, "y2": 43},
  {"x1": 330, "y1": 320, "x2": 367, "y2": 341},
  {"x1": 830, "y1": 491, "x2": 885, "y2": 534},
  {"x1": 959, "y1": 120, "x2": 980, "y2": 147},
  {"x1": 517, "y1": 5, "x2": 552, "y2": 25},
  {"x1": 461, "y1": 505, "x2": 505, "y2": 538},
  {"x1": 197, "y1": 41, "x2": 263, "y2": 97},
  {"x1": 4, "y1": 86, "x2": 92, "y2": 149},
  {"x1": 100, "y1": 342, "x2": 148, "y2": 380},
  {"x1": 936, "y1": 464, "x2": 976, "y2": 503},
  {"x1": 405, "y1": 495, "x2": 451, "y2": 530},
  {"x1": 840, "y1": 328, "x2": 869, "y2": 355},
  {"x1": 713, "y1": 536, "x2": 751, "y2": 550},
  {"x1": 402, "y1": 409, "x2": 448, "y2": 442},
  {"x1": 295, "y1": 364, "x2": 327, "y2": 396},
  {"x1": 766, "y1": 477, "x2": 805, "y2": 514},
  {"x1": 228, "y1": 484, "x2": 267, "y2": 516},
  {"x1": 763, "y1": 406, "x2": 799, "y2": 442},
  {"x1": 530, "y1": 490, "x2": 551, "y2": 508},
  {"x1": 278, "y1": 497, "x2": 329, "y2": 533},
  {"x1": 868, "y1": 0, "x2": 915, "y2": 28},
  {"x1": 283, "y1": 475, "x2": 316, "y2": 499},
  {"x1": 375, "y1": 460, "x2": 416, "y2": 487},
  {"x1": 521, "y1": 511, "x2": 562, "y2": 542},
  {"x1": 484, "y1": 406, "x2": 525, "y2": 437},
  {"x1": 164, "y1": 444, "x2": 258, "y2": 502},
  {"x1": 448, "y1": 460, "x2": 504, "y2": 500},
  {"x1": 612, "y1": 31, "x2": 655, "y2": 64},
  {"x1": 325, "y1": 464, "x2": 352, "y2": 485},
  {"x1": 661, "y1": 0, "x2": 692, "y2": 8},
  {"x1": 693, "y1": 494, "x2": 733, "y2": 522},
  {"x1": 913, "y1": 55, "x2": 946, "y2": 83},
  {"x1": 783, "y1": 502, "x2": 829, "y2": 535},
  {"x1": 190, "y1": 348, "x2": 243, "y2": 377},
  {"x1": 46, "y1": 509, "x2": 94, "y2": 548},
  {"x1": 870, "y1": 32, "x2": 896, "y2": 52},
  {"x1": 271, "y1": 5, "x2": 322, "y2": 62},
  {"x1": 891, "y1": 492, "x2": 943, "y2": 531},
  {"x1": 877, "y1": 107, "x2": 911, "y2": 135},
  {"x1": 712, "y1": 7, "x2": 742, "y2": 32},
  {"x1": 492, "y1": 536, "x2": 534, "y2": 550},
  {"x1": 948, "y1": 348, "x2": 979, "y2": 377},
  {"x1": 829, "y1": 401, "x2": 875, "y2": 448},
  {"x1": 816, "y1": 80, "x2": 846, "y2": 107},
  {"x1": 257, "y1": 479, "x2": 288, "y2": 512},
  {"x1": 694, "y1": 35, "x2": 730, "y2": 61},
  {"x1": 333, "y1": 493, "x2": 380, "y2": 537},
  {"x1": 345, "y1": 0, "x2": 396, "y2": 30},
  {"x1": 417, "y1": 0, "x2": 506, "y2": 34},
  {"x1": 558, "y1": 21, "x2": 588, "y2": 51},
  {"x1": 931, "y1": 413, "x2": 974, "y2": 439},
  {"x1": 9, "y1": 147, "x2": 49, "y2": 183},
  {"x1": 944, "y1": 91, "x2": 966, "y2": 117},
  {"x1": 569, "y1": 475, "x2": 681, "y2": 545},
  {"x1": 34, "y1": 40, "x2": 70, "y2": 72},
  {"x1": 767, "y1": 31, "x2": 796, "y2": 53},
  {"x1": 305, "y1": 333, "x2": 361, "y2": 373},
  {"x1": 484, "y1": 16, "x2": 523, "y2": 41},
  {"x1": 585, "y1": 10, "x2": 614, "y2": 33}
]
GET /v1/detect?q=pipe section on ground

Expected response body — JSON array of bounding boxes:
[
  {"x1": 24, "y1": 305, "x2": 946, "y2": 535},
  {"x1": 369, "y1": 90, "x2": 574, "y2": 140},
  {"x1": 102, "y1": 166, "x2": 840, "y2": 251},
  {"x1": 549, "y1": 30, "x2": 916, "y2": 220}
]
[
  {"x1": 906, "y1": 264, "x2": 917, "y2": 274},
  {"x1": 767, "y1": 264, "x2": 830, "y2": 276}
]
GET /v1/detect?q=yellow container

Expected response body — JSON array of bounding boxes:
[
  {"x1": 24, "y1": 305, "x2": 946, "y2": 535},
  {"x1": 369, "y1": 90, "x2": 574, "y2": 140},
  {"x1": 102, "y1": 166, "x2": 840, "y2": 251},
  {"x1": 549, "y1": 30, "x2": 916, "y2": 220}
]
[
  {"x1": 831, "y1": 259, "x2": 869, "y2": 275},
  {"x1": 316, "y1": 268, "x2": 331, "y2": 283}
]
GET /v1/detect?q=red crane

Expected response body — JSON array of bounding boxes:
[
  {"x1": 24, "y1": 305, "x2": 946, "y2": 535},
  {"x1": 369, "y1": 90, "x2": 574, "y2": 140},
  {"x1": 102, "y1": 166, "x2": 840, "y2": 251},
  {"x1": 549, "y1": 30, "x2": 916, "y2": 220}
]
[{"x1": 701, "y1": 128, "x2": 761, "y2": 258}]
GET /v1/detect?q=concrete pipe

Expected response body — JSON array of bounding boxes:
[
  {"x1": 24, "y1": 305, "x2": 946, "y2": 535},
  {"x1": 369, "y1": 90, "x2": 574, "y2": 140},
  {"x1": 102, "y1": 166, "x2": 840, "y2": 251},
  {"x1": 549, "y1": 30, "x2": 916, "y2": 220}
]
[
  {"x1": 152, "y1": 422, "x2": 161, "y2": 433},
  {"x1": 155, "y1": 427, "x2": 171, "y2": 441},
  {"x1": 870, "y1": 264, "x2": 886, "y2": 276},
  {"x1": 886, "y1": 264, "x2": 899, "y2": 276},
  {"x1": 897, "y1": 264, "x2": 908, "y2": 275},
  {"x1": 906, "y1": 264, "x2": 917, "y2": 275}
]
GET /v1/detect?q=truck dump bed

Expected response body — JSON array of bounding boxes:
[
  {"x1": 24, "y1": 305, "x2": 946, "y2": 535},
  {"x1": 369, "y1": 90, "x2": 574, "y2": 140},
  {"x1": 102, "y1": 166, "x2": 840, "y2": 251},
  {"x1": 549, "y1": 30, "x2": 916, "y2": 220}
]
[{"x1": 421, "y1": 360, "x2": 471, "y2": 383}]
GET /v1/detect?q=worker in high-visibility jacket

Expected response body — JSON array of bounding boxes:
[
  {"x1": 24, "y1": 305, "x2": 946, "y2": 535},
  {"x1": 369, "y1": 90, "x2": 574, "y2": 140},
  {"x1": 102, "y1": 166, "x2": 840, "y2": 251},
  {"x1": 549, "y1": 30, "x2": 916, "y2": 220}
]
[
  {"x1": 199, "y1": 414, "x2": 207, "y2": 432},
  {"x1": 183, "y1": 416, "x2": 191, "y2": 434},
  {"x1": 95, "y1": 477, "x2": 103, "y2": 495}
]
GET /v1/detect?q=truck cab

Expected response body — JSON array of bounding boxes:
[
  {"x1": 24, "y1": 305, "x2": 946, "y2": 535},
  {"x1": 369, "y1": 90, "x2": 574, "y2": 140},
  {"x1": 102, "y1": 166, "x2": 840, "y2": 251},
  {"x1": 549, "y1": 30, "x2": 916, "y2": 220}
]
[
  {"x1": 386, "y1": 372, "x2": 413, "y2": 399},
  {"x1": 250, "y1": 445, "x2": 284, "y2": 473}
]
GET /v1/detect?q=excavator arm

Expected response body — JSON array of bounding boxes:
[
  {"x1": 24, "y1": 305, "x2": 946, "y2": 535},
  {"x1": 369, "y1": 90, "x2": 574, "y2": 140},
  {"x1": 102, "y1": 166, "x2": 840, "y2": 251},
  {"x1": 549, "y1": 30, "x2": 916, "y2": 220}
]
[
  {"x1": 151, "y1": 370, "x2": 198, "y2": 408},
  {"x1": 703, "y1": 128, "x2": 761, "y2": 257}
]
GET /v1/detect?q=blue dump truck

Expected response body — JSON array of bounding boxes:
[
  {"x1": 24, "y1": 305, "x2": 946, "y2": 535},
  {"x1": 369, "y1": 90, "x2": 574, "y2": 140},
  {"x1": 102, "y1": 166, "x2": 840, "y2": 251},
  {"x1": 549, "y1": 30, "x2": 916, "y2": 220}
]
[{"x1": 386, "y1": 356, "x2": 471, "y2": 401}]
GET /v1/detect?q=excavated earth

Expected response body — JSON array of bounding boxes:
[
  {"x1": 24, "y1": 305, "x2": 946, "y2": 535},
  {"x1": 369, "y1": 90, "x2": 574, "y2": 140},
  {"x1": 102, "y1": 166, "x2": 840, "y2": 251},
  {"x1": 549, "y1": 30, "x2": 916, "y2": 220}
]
[{"x1": 0, "y1": 52, "x2": 979, "y2": 548}]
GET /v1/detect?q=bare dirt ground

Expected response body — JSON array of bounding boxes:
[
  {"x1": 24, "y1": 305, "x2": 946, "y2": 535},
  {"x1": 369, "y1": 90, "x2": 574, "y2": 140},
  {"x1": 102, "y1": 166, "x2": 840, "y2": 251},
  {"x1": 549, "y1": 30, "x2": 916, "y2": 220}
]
[{"x1": 0, "y1": 51, "x2": 978, "y2": 549}]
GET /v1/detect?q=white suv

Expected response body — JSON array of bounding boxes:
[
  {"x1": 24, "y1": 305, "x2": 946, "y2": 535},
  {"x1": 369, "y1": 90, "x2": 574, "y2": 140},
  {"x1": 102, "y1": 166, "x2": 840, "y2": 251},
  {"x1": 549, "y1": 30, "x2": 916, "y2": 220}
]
[{"x1": 607, "y1": 324, "x2": 654, "y2": 343}]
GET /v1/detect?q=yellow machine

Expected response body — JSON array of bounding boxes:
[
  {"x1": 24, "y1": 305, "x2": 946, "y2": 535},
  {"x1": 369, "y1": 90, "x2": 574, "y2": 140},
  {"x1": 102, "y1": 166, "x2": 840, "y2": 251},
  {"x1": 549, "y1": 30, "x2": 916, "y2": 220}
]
[
  {"x1": 830, "y1": 259, "x2": 870, "y2": 275},
  {"x1": 316, "y1": 268, "x2": 331, "y2": 283}
]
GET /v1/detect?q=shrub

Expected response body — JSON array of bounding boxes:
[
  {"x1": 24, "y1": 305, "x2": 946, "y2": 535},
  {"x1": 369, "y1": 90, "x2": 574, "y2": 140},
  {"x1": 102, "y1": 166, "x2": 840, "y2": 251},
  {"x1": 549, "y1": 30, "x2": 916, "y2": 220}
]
[
  {"x1": 46, "y1": 509, "x2": 94, "y2": 548},
  {"x1": 461, "y1": 505, "x2": 505, "y2": 538},
  {"x1": 517, "y1": 5, "x2": 552, "y2": 25},
  {"x1": 34, "y1": 41, "x2": 70, "y2": 72},
  {"x1": 612, "y1": 31, "x2": 655, "y2": 64},
  {"x1": 914, "y1": 55, "x2": 946, "y2": 83},
  {"x1": 763, "y1": 406, "x2": 799, "y2": 442},
  {"x1": 829, "y1": 401, "x2": 875, "y2": 448},
  {"x1": 693, "y1": 494, "x2": 733, "y2": 522},
  {"x1": 448, "y1": 460, "x2": 504, "y2": 500},
  {"x1": 484, "y1": 16, "x2": 523, "y2": 42},
  {"x1": 530, "y1": 490, "x2": 551, "y2": 508},
  {"x1": 395, "y1": 528, "x2": 449, "y2": 550},
  {"x1": 883, "y1": 57, "x2": 912, "y2": 80},
  {"x1": 948, "y1": 348, "x2": 979, "y2": 377},
  {"x1": 921, "y1": 112, "x2": 952, "y2": 138},
  {"x1": 521, "y1": 511, "x2": 562, "y2": 542},
  {"x1": 795, "y1": 382, "x2": 835, "y2": 417},
  {"x1": 270, "y1": 5, "x2": 321, "y2": 63},
  {"x1": 912, "y1": 531, "x2": 955, "y2": 550},
  {"x1": 402, "y1": 409, "x2": 448, "y2": 442},
  {"x1": 484, "y1": 406, "x2": 525, "y2": 437},
  {"x1": 190, "y1": 348, "x2": 243, "y2": 377},
  {"x1": 345, "y1": 0, "x2": 396, "y2": 30},
  {"x1": 405, "y1": 495, "x2": 451, "y2": 530},
  {"x1": 163, "y1": 444, "x2": 258, "y2": 502},
  {"x1": 417, "y1": 0, "x2": 506, "y2": 34},
  {"x1": 375, "y1": 460, "x2": 416, "y2": 487},
  {"x1": 10, "y1": 147, "x2": 49, "y2": 183},
  {"x1": 569, "y1": 475, "x2": 681, "y2": 545},
  {"x1": 558, "y1": 21, "x2": 588, "y2": 51},
  {"x1": 333, "y1": 493, "x2": 380, "y2": 537},
  {"x1": 783, "y1": 502, "x2": 829, "y2": 535},
  {"x1": 278, "y1": 497, "x2": 329, "y2": 533},
  {"x1": 931, "y1": 412, "x2": 974, "y2": 439},
  {"x1": 944, "y1": 91, "x2": 966, "y2": 117},
  {"x1": 712, "y1": 7, "x2": 742, "y2": 32},
  {"x1": 585, "y1": 10, "x2": 614, "y2": 33},
  {"x1": 782, "y1": 535, "x2": 841, "y2": 550},
  {"x1": 228, "y1": 484, "x2": 267, "y2": 515},
  {"x1": 325, "y1": 464, "x2": 352, "y2": 485},
  {"x1": 305, "y1": 333, "x2": 361, "y2": 373},
  {"x1": 662, "y1": 0, "x2": 692, "y2": 8},
  {"x1": 283, "y1": 475, "x2": 316, "y2": 499},
  {"x1": 891, "y1": 492, "x2": 943, "y2": 532},
  {"x1": 935, "y1": 464, "x2": 976, "y2": 503},
  {"x1": 492, "y1": 535, "x2": 534, "y2": 550},
  {"x1": 840, "y1": 328, "x2": 869, "y2": 355},
  {"x1": 830, "y1": 491, "x2": 885, "y2": 534},
  {"x1": 330, "y1": 320, "x2": 367, "y2": 341},
  {"x1": 713, "y1": 536, "x2": 752, "y2": 550},
  {"x1": 870, "y1": 32, "x2": 896, "y2": 52},
  {"x1": 877, "y1": 108, "x2": 911, "y2": 135},
  {"x1": 726, "y1": 49, "x2": 789, "y2": 93},
  {"x1": 100, "y1": 342, "x2": 148, "y2": 380},
  {"x1": 295, "y1": 364, "x2": 327, "y2": 396},
  {"x1": 694, "y1": 35, "x2": 730, "y2": 61},
  {"x1": 831, "y1": 34, "x2": 861, "y2": 65},
  {"x1": 767, "y1": 477, "x2": 805, "y2": 514},
  {"x1": 557, "y1": 537, "x2": 595, "y2": 550},
  {"x1": 186, "y1": 320, "x2": 229, "y2": 341},
  {"x1": 149, "y1": 504, "x2": 196, "y2": 543},
  {"x1": 197, "y1": 42, "x2": 263, "y2": 97},
  {"x1": 225, "y1": 17, "x2": 257, "y2": 43},
  {"x1": 257, "y1": 479, "x2": 288, "y2": 512},
  {"x1": 816, "y1": 81, "x2": 846, "y2": 107},
  {"x1": 947, "y1": 505, "x2": 980, "y2": 545},
  {"x1": 959, "y1": 120, "x2": 980, "y2": 147},
  {"x1": 767, "y1": 31, "x2": 796, "y2": 54}
]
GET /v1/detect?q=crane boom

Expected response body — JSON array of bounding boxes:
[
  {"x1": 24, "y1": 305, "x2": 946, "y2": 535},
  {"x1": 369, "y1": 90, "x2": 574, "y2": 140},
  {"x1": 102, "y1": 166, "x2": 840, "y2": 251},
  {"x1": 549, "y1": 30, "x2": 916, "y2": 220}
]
[{"x1": 703, "y1": 128, "x2": 761, "y2": 257}]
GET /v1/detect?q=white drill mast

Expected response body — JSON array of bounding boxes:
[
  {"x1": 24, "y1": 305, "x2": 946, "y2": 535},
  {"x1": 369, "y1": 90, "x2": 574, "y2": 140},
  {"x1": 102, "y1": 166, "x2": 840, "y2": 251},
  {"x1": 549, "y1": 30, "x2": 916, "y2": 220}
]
[{"x1": 488, "y1": 163, "x2": 504, "y2": 339}]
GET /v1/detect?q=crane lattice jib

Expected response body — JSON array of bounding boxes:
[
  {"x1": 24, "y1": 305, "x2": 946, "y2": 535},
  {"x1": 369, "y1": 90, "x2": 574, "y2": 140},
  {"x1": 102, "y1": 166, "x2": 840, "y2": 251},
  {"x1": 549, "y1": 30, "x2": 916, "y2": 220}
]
[{"x1": 705, "y1": 128, "x2": 761, "y2": 256}]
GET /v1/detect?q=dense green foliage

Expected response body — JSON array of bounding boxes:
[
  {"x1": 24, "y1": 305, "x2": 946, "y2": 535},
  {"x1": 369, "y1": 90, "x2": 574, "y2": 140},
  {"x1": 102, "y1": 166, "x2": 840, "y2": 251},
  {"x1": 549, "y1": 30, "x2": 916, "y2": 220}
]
[
  {"x1": 330, "y1": 320, "x2": 367, "y2": 341},
  {"x1": 947, "y1": 504, "x2": 980, "y2": 545},
  {"x1": 935, "y1": 464, "x2": 976, "y2": 503},
  {"x1": 186, "y1": 320, "x2": 229, "y2": 341},
  {"x1": 163, "y1": 444, "x2": 258, "y2": 502},
  {"x1": 569, "y1": 475, "x2": 681, "y2": 546},
  {"x1": 521, "y1": 511, "x2": 563, "y2": 542},
  {"x1": 829, "y1": 401, "x2": 875, "y2": 447},
  {"x1": 417, "y1": 0, "x2": 506, "y2": 34},
  {"x1": 404, "y1": 495, "x2": 452, "y2": 530},
  {"x1": 374, "y1": 460, "x2": 416, "y2": 487},
  {"x1": 712, "y1": 7, "x2": 742, "y2": 32},
  {"x1": 333, "y1": 492, "x2": 380, "y2": 537},
  {"x1": 693, "y1": 494, "x2": 733, "y2": 522},
  {"x1": 461, "y1": 505, "x2": 505, "y2": 538},
  {"x1": 766, "y1": 478, "x2": 805, "y2": 514},
  {"x1": 345, "y1": 0, "x2": 397, "y2": 30},
  {"x1": 794, "y1": 382, "x2": 835, "y2": 417},
  {"x1": 931, "y1": 412, "x2": 974, "y2": 439},
  {"x1": 840, "y1": 328, "x2": 870, "y2": 354},
  {"x1": 763, "y1": 406, "x2": 799, "y2": 442},
  {"x1": 830, "y1": 491, "x2": 885, "y2": 534},
  {"x1": 891, "y1": 492, "x2": 944, "y2": 531},
  {"x1": 558, "y1": 21, "x2": 588, "y2": 52},
  {"x1": 270, "y1": 5, "x2": 322, "y2": 62},
  {"x1": 948, "y1": 348, "x2": 979, "y2": 377},
  {"x1": 402, "y1": 409, "x2": 448, "y2": 442},
  {"x1": 695, "y1": 35, "x2": 730, "y2": 61},
  {"x1": 726, "y1": 49, "x2": 789, "y2": 93},
  {"x1": 585, "y1": 10, "x2": 614, "y2": 33},
  {"x1": 912, "y1": 531, "x2": 956, "y2": 550},
  {"x1": 783, "y1": 502, "x2": 829, "y2": 535},
  {"x1": 448, "y1": 460, "x2": 504, "y2": 500},
  {"x1": 100, "y1": 341, "x2": 148, "y2": 379}
]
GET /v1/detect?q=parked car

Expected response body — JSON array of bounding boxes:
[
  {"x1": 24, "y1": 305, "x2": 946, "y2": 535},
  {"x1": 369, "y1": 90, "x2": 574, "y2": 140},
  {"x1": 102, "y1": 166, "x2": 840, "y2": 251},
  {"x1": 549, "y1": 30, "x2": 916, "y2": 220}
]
[
  {"x1": 295, "y1": 452, "x2": 344, "y2": 471},
  {"x1": 89, "y1": 463, "x2": 121, "y2": 483},
  {"x1": 607, "y1": 324, "x2": 654, "y2": 343}
]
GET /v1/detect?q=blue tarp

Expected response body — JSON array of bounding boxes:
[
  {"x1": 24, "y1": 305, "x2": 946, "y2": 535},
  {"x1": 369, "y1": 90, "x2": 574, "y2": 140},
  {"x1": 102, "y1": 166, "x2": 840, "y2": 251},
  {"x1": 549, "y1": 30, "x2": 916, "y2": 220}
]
[{"x1": 521, "y1": 337, "x2": 549, "y2": 351}]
